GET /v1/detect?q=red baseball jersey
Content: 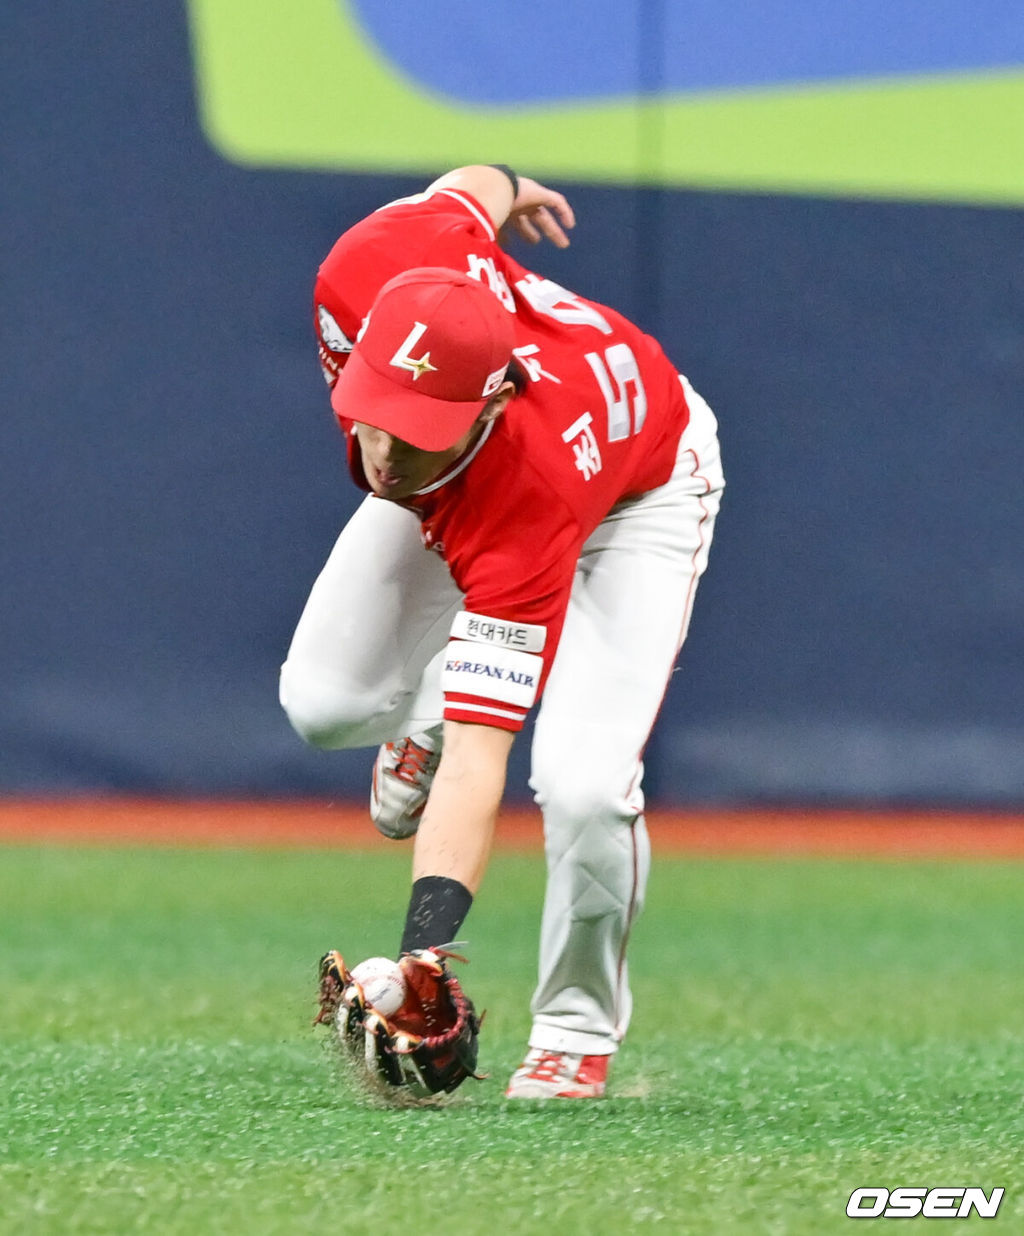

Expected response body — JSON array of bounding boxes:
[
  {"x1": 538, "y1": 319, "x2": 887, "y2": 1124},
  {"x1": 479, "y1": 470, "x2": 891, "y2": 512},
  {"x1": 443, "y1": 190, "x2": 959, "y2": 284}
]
[{"x1": 314, "y1": 187, "x2": 691, "y2": 732}]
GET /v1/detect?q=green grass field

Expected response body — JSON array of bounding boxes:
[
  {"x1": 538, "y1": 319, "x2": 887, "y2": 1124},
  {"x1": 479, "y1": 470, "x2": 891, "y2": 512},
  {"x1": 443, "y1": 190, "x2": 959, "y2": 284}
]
[{"x1": 2, "y1": 843, "x2": 1022, "y2": 1234}]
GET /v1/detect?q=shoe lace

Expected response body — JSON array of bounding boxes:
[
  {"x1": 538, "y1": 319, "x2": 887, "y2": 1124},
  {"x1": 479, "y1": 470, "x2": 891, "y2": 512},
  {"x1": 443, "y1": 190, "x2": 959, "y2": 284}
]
[
  {"x1": 391, "y1": 738, "x2": 440, "y2": 786},
  {"x1": 528, "y1": 1051, "x2": 568, "y2": 1082}
]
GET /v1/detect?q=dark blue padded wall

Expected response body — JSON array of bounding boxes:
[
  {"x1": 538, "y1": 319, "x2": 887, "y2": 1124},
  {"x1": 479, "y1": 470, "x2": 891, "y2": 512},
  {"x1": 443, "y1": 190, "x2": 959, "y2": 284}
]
[{"x1": 1, "y1": 4, "x2": 1021, "y2": 805}]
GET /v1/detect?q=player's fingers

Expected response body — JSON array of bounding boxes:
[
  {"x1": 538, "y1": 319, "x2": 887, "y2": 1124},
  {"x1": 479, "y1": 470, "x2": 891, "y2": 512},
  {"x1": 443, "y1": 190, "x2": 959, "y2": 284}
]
[
  {"x1": 514, "y1": 214, "x2": 543, "y2": 244},
  {"x1": 546, "y1": 193, "x2": 576, "y2": 232},
  {"x1": 532, "y1": 205, "x2": 571, "y2": 249}
]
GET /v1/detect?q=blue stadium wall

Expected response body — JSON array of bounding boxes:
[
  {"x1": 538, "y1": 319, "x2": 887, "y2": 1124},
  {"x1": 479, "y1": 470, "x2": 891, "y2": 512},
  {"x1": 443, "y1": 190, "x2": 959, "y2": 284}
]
[{"x1": 2, "y1": 3, "x2": 1022, "y2": 806}]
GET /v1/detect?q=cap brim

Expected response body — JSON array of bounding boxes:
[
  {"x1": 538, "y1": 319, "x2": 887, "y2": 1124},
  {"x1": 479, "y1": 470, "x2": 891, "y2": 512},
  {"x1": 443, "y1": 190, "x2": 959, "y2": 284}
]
[{"x1": 330, "y1": 349, "x2": 488, "y2": 452}]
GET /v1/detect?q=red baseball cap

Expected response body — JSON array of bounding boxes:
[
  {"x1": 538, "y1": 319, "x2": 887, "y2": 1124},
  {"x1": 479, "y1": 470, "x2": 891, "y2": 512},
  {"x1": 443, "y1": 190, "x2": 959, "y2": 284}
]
[{"x1": 330, "y1": 267, "x2": 516, "y2": 451}]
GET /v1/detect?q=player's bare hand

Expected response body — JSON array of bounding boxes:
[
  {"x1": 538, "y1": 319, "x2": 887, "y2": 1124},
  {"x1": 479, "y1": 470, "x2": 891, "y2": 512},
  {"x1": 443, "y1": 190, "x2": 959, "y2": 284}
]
[{"x1": 507, "y1": 176, "x2": 575, "y2": 249}]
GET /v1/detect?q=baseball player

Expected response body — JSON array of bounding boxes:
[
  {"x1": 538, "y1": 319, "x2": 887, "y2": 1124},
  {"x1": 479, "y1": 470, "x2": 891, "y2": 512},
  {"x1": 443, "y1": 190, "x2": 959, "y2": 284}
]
[{"x1": 282, "y1": 164, "x2": 724, "y2": 1099}]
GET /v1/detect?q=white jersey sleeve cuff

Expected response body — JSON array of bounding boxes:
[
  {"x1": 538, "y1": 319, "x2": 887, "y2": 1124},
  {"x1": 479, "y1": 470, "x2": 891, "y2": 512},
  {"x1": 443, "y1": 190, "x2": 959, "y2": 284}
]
[{"x1": 441, "y1": 640, "x2": 542, "y2": 709}]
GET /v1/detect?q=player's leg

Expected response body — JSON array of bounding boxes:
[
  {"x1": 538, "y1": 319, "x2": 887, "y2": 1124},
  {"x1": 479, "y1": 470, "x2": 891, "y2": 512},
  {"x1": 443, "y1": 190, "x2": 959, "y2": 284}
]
[
  {"x1": 511, "y1": 383, "x2": 723, "y2": 1097},
  {"x1": 279, "y1": 496, "x2": 460, "y2": 750}
]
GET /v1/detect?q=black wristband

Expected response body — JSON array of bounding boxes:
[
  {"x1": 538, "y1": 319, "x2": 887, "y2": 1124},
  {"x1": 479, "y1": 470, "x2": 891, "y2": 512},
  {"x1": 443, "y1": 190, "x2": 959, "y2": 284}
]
[
  {"x1": 489, "y1": 163, "x2": 520, "y2": 201},
  {"x1": 400, "y1": 875, "x2": 474, "y2": 955}
]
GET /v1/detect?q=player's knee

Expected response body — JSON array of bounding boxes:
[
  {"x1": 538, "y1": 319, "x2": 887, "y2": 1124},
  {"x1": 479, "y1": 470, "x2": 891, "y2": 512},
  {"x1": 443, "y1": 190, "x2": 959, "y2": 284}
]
[
  {"x1": 278, "y1": 660, "x2": 380, "y2": 750},
  {"x1": 536, "y1": 781, "x2": 614, "y2": 830},
  {"x1": 531, "y1": 760, "x2": 642, "y2": 839},
  {"x1": 279, "y1": 682, "x2": 349, "y2": 750}
]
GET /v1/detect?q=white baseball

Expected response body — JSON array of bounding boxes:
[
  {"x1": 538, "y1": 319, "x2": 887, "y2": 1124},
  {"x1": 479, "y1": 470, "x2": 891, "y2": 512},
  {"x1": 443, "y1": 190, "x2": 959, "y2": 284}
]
[{"x1": 350, "y1": 957, "x2": 406, "y2": 1016}]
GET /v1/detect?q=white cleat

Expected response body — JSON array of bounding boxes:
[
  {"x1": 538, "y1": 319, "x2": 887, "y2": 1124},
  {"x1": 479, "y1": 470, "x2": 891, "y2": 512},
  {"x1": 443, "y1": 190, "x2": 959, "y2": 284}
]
[
  {"x1": 505, "y1": 1048, "x2": 611, "y2": 1099},
  {"x1": 369, "y1": 728, "x2": 442, "y2": 840}
]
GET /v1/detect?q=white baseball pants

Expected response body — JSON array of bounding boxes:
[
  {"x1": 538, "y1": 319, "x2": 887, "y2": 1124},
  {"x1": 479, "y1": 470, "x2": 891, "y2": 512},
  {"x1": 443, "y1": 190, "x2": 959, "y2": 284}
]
[{"x1": 280, "y1": 380, "x2": 723, "y2": 1056}]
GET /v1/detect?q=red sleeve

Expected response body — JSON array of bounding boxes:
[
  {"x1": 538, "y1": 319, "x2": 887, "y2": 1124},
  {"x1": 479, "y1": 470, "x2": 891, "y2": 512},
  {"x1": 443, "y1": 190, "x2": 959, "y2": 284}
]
[
  {"x1": 447, "y1": 544, "x2": 578, "y2": 729},
  {"x1": 426, "y1": 459, "x2": 582, "y2": 733}
]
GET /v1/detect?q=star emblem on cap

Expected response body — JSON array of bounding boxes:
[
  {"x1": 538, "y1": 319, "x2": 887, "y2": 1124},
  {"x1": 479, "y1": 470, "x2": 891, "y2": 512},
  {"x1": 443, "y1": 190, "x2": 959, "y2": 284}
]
[
  {"x1": 390, "y1": 321, "x2": 440, "y2": 381},
  {"x1": 405, "y1": 351, "x2": 437, "y2": 380}
]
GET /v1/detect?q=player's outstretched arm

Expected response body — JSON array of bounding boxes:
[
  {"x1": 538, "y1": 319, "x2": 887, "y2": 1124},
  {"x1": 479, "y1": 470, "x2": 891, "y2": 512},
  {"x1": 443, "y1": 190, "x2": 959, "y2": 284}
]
[
  {"x1": 426, "y1": 165, "x2": 575, "y2": 248},
  {"x1": 412, "y1": 719, "x2": 515, "y2": 895}
]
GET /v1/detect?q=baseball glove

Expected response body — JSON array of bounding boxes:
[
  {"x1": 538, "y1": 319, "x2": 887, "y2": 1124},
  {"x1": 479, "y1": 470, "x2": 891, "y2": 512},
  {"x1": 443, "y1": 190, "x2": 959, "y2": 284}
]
[{"x1": 315, "y1": 948, "x2": 483, "y2": 1099}]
